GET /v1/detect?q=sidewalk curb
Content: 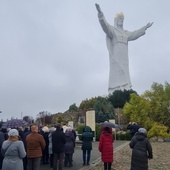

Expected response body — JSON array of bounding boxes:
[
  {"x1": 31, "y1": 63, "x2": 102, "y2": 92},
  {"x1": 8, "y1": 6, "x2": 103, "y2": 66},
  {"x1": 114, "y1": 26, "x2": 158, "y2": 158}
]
[{"x1": 78, "y1": 141, "x2": 129, "y2": 170}]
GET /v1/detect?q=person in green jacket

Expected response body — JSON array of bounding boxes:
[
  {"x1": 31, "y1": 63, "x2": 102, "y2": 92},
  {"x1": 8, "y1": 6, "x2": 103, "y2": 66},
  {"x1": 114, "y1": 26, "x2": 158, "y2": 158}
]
[{"x1": 81, "y1": 126, "x2": 93, "y2": 165}]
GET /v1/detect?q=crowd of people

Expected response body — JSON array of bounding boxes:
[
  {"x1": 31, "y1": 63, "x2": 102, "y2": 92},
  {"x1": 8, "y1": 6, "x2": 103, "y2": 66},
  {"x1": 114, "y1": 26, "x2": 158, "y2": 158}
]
[
  {"x1": 0, "y1": 121, "x2": 153, "y2": 170},
  {"x1": 0, "y1": 123, "x2": 77, "y2": 170}
]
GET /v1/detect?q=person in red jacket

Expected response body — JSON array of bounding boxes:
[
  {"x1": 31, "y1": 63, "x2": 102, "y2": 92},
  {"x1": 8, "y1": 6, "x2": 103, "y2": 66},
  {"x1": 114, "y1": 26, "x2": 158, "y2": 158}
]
[{"x1": 98, "y1": 127, "x2": 114, "y2": 170}]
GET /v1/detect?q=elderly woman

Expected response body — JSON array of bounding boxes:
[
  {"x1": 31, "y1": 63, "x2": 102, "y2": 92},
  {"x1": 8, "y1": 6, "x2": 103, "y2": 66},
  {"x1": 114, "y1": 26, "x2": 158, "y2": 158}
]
[
  {"x1": 42, "y1": 126, "x2": 49, "y2": 165},
  {"x1": 48, "y1": 127, "x2": 56, "y2": 168},
  {"x1": 1, "y1": 129, "x2": 26, "y2": 170},
  {"x1": 129, "y1": 128, "x2": 153, "y2": 170},
  {"x1": 64, "y1": 127, "x2": 75, "y2": 167}
]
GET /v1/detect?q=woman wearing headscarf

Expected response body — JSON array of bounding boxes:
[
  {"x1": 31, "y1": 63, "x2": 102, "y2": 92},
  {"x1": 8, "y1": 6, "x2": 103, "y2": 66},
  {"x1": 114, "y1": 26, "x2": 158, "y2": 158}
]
[
  {"x1": 1, "y1": 129, "x2": 26, "y2": 170},
  {"x1": 98, "y1": 127, "x2": 114, "y2": 170},
  {"x1": 81, "y1": 126, "x2": 93, "y2": 165},
  {"x1": 129, "y1": 128, "x2": 153, "y2": 170}
]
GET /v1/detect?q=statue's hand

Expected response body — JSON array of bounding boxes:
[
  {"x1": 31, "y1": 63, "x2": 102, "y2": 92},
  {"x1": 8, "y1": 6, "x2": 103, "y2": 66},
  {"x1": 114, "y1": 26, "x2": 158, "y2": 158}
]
[
  {"x1": 145, "y1": 22, "x2": 154, "y2": 29},
  {"x1": 95, "y1": 3, "x2": 102, "y2": 14}
]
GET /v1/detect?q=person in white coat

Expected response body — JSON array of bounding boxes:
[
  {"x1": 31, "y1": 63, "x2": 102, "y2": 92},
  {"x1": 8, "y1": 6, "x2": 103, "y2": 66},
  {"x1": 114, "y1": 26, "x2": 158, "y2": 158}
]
[{"x1": 1, "y1": 129, "x2": 26, "y2": 170}]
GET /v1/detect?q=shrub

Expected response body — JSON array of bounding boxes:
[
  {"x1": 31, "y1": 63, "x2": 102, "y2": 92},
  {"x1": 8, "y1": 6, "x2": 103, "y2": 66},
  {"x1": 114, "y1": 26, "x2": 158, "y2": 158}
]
[
  {"x1": 76, "y1": 124, "x2": 102, "y2": 141},
  {"x1": 114, "y1": 131, "x2": 131, "y2": 141},
  {"x1": 148, "y1": 122, "x2": 170, "y2": 139},
  {"x1": 95, "y1": 124, "x2": 102, "y2": 141},
  {"x1": 76, "y1": 124, "x2": 85, "y2": 140}
]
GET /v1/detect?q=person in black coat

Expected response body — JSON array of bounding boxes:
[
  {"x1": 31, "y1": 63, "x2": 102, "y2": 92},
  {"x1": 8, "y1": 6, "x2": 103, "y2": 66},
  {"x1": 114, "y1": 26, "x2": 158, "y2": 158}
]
[
  {"x1": 127, "y1": 122, "x2": 141, "y2": 139},
  {"x1": 22, "y1": 125, "x2": 32, "y2": 170},
  {"x1": 0, "y1": 130, "x2": 5, "y2": 169},
  {"x1": 52, "y1": 123, "x2": 66, "y2": 170},
  {"x1": 42, "y1": 126, "x2": 49, "y2": 164},
  {"x1": 129, "y1": 128, "x2": 153, "y2": 170}
]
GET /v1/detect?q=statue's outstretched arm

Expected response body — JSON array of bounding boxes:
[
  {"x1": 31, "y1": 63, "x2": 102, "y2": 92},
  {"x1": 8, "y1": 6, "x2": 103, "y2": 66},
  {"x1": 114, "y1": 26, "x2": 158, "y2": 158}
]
[
  {"x1": 145, "y1": 22, "x2": 154, "y2": 30},
  {"x1": 95, "y1": 3, "x2": 102, "y2": 14},
  {"x1": 95, "y1": 3, "x2": 113, "y2": 38}
]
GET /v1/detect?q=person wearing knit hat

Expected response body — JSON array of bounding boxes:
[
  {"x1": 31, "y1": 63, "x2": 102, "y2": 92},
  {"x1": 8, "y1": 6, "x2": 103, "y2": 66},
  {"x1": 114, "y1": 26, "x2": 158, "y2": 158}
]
[
  {"x1": 1, "y1": 128, "x2": 26, "y2": 170},
  {"x1": 65, "y1": 127, "x2": 73, "y2": 132},
  {"x1": 129, "y1": 127, "x2": 153, "y2": 170},
  {"x1": 8, "y1": 128, "x2": 19, "y2": 137},
  {"x1": 138, "y1": 128, "x2": 147, "y2": 134}
]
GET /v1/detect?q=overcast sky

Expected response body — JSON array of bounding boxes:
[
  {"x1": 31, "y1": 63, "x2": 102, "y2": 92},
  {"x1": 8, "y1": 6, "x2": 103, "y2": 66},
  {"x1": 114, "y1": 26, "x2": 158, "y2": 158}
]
[{"x1": 0, "y1": 0, "x2": 170, "y2": 121}]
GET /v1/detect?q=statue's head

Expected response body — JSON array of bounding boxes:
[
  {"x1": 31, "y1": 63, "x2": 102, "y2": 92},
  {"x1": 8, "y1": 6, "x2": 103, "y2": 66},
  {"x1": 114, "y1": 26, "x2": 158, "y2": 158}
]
[{"x1": 114, "y1": 12, "x2": 124, "y2": 28}]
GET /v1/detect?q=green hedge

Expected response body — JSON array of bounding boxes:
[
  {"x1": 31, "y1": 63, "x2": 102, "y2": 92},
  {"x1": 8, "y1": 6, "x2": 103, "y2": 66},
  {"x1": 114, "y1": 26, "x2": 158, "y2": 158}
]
[
  {"x1": 76, "y1": 124, "x2": 131, "y2": 141},
  {"x1": 115, "y1": 131, "x2": 131, "y2": 141},
  {"x1": 76, "y1": 124, "x2": 102, "y2": 141}
]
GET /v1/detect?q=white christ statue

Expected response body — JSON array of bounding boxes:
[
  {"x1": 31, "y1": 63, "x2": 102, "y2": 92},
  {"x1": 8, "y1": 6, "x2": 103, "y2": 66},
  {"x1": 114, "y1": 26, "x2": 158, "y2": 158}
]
[{"x1": 95, "y1": 4, "x2": 153, "y2": 94}]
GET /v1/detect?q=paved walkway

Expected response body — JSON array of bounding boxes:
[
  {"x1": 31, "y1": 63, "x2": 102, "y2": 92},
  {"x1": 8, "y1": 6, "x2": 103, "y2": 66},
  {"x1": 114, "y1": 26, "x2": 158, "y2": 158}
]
[
  {"x1": 40, "y1": 140, "x2": 128, "y2": 170},
  {"x1": 89, "y1": 141, "x2": 170, "y2": 170}
]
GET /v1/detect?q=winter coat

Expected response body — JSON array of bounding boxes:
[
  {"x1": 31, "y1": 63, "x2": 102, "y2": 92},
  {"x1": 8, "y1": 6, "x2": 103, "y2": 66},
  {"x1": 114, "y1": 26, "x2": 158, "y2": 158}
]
[
  {"x1": 42, "y1": 132, "x2": 49, "y2": 155},
  {"x1": 1, "y1": 140, "x2": 26, "y2": 170},
  {"x1": 0, "y1": 131, "x2": 5, "y2": 168},
  {"x1": 52, "y1": 129, "x2": 66, "y2": 153},
  {"x1": 81, "y1": 126, "x2": 93, "y2": 151},
  {"x1": 48, "y1": 132, "x2": 53, "y2": 154},
  {"x1": 22, "y1": 130, "x2": 31, "y2": 149},
  {"x1": 129, "y1": 132, "x2": 153, "y2": 170},
  {"x1": 129, "y1": 124, "x2": 141, "y2": 137},
  {"x1": 98, "y1": 131, "x2": 114, "y2": 163},
  {"x1": 0, "y1": 132, "x2": 5, "y2": 148},
  {"x1": 26, "y1": 132, "x2": 46, "y2": 158},
  {"x1": 48, "y1": 127, "x2": 56, "y2": 155},
  {"x1": 65, "y1": 131, "x2": 75, "y2": 154}
]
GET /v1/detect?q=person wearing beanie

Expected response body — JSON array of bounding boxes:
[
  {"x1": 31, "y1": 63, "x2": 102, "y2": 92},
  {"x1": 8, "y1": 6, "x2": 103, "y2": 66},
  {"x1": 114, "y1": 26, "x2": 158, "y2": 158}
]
[
  {"x1": 129, "y1": 128, "x2": 153, "y2": 170},
  {"x1": 1, "y1": 129, "x2": 26, "y2": 170}
]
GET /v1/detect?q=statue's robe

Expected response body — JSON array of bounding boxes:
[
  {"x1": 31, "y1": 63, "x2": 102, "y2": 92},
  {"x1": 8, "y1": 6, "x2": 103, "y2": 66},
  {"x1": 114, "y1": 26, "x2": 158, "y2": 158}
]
[{"x1": 98, "y1": 12, "x2": 146, "y2": 94}]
